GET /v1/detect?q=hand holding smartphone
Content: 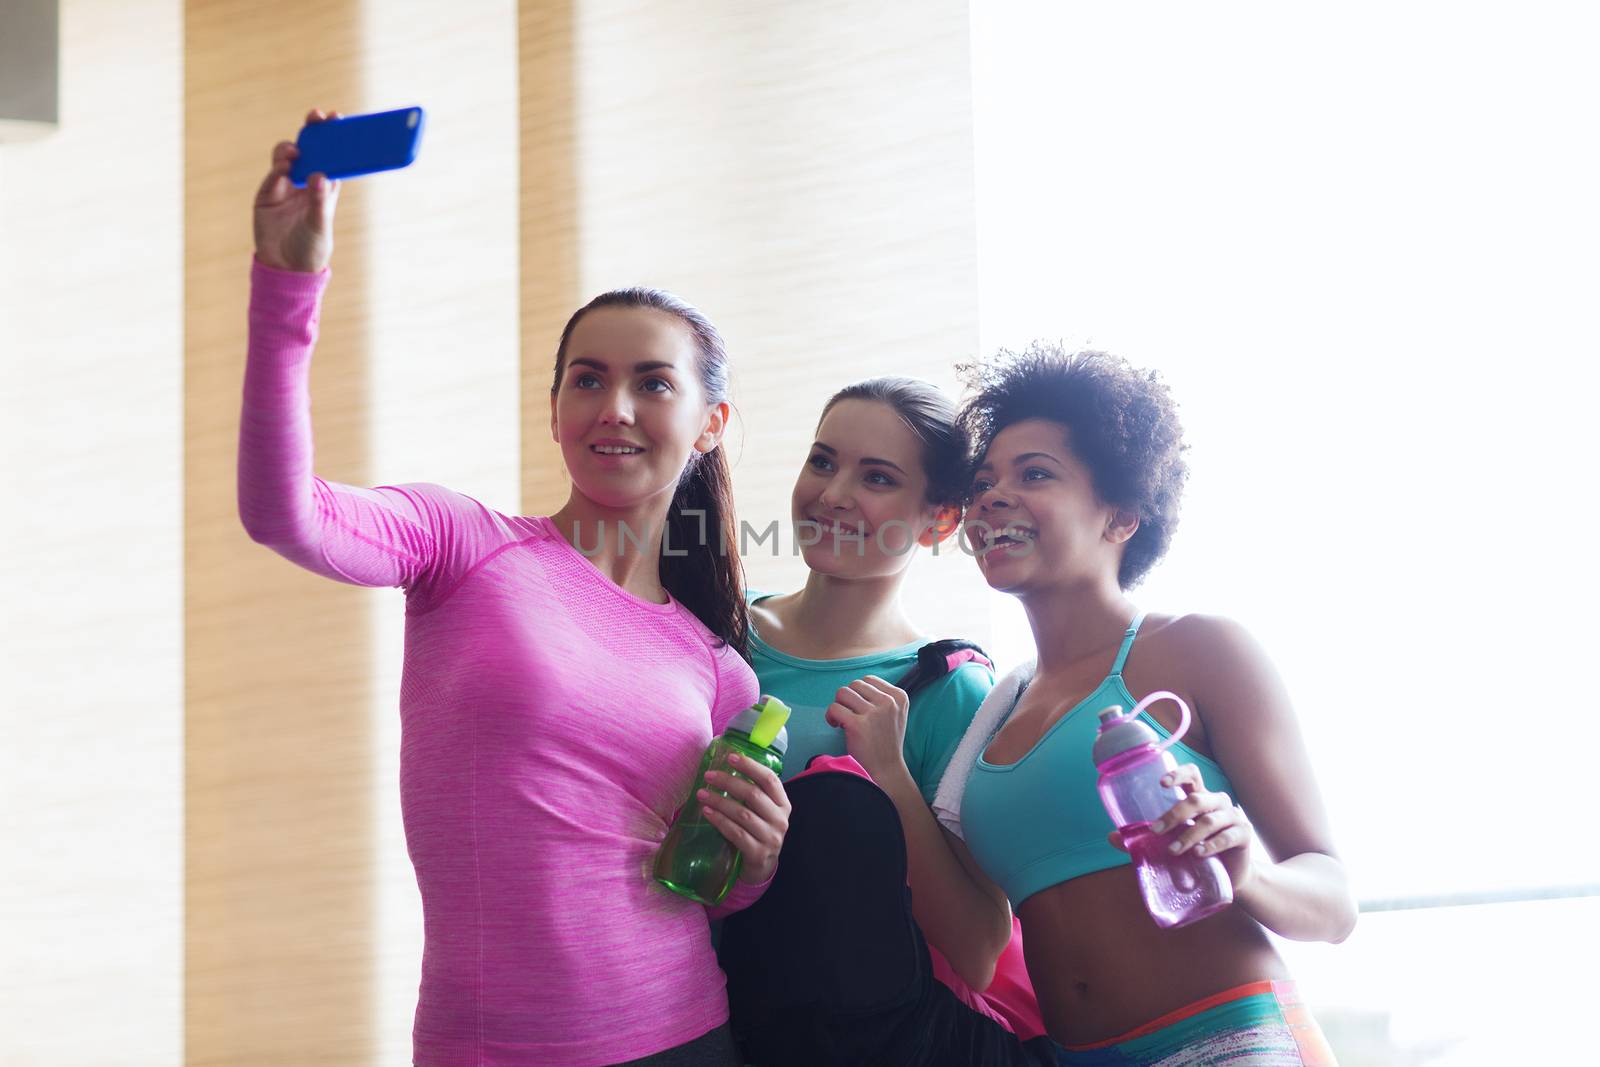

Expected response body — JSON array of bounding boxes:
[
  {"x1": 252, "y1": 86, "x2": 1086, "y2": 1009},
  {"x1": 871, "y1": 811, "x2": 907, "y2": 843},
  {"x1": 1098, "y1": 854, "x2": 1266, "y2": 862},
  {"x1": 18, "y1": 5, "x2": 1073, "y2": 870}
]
[{"x1": 288, "y1": 106, "x2": 425, "y2": 187}]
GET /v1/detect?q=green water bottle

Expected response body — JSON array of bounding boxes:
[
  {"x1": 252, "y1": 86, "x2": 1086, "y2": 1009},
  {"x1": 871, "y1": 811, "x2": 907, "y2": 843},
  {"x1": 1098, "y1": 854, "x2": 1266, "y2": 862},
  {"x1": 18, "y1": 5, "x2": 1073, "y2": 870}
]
[{"x1": 654, "y1": 695, "x2": 790, "y2": 905}]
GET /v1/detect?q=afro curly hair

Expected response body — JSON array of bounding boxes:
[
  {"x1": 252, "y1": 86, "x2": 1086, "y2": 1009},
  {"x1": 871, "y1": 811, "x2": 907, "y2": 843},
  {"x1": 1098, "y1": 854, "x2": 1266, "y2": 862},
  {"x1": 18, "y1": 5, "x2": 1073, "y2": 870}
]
[{"x1": 957, "y1": 343, "x2": 1189, "y2": 589}]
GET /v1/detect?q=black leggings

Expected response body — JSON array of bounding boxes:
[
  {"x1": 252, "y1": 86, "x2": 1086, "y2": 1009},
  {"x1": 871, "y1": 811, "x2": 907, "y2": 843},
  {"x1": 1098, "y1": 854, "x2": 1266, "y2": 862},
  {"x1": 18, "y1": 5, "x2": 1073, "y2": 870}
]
[
  {"x1": 415, "y1": 1025, "x2": 741, "y2": 1067},
  {"x1": 718, "y1": 770, "x2": 1056, "y2": 1067},
  {"x1": 610, "y1": 1022, "x2": 741, "y2": 1066}
]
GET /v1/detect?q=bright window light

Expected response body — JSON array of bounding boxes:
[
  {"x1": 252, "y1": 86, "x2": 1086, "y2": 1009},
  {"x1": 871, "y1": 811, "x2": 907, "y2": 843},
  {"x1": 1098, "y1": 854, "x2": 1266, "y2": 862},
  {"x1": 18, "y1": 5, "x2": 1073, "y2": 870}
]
[{"x1": 972, "y1": 3, "x2": 1599, "y2": 1062}]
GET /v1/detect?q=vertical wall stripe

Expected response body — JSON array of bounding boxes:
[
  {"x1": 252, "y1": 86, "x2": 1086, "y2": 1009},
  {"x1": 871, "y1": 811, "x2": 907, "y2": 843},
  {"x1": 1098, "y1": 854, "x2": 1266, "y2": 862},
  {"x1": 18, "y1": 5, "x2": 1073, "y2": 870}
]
[
  {"x1": 358, "y1": 5, "x2": 523, "y2": 1060},
  {"x1": 0, "y1": 1, "x2": 184, "y2": 1063},
  {"x1": 519, "y1": 0, "x2": 581, "y2": 515},
  {"x1": 184, "y1": 2, "x2": 374, "y2": 1063}
]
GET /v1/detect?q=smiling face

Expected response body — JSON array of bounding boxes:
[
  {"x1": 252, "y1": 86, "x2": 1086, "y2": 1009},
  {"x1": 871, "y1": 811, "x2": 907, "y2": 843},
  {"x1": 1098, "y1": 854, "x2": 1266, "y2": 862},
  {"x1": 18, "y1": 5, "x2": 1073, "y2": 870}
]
[
  {"x1": 550, "y1": 305, "x2": 727, "y2": 512},
  {"x1": 964, "y1": 418, "x2": 1138, "y2": 595},
  {"x1": 791, "y1": 398, "x2": 946, "y2": 578}
]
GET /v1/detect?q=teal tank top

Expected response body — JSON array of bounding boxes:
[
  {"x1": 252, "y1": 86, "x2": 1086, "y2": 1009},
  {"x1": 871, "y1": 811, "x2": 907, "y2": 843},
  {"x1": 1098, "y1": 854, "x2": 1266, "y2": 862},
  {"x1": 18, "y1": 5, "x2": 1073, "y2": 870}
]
[
  {"x1": 961, "y1": 613, "x2": 1235, "y2": 905},
  {"x1": 746, "y1": 592, "x2": 993, "y2": 806}
]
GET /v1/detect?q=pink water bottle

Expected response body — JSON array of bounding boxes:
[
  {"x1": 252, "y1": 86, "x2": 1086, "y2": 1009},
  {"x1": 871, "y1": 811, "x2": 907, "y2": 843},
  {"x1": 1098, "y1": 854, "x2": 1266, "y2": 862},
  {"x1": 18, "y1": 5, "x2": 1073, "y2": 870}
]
[{"x1": 1093, "y1": 691, "x2": 1232, "y2": 929}]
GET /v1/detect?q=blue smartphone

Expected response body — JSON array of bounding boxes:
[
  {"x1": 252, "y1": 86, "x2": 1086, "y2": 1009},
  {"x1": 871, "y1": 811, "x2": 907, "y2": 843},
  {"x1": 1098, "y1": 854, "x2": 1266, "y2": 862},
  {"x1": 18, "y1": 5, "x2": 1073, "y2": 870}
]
[{"x1": 289, "y1": 106, "x2": 425, "y2": 187}]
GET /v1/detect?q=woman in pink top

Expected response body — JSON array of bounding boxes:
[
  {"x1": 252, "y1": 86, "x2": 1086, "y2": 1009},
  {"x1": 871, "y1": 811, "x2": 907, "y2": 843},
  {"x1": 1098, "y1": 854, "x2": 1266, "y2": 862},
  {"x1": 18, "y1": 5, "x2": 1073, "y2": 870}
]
[{"x1": 240, "y1": 110, "x2": 791, "y2": 1067}]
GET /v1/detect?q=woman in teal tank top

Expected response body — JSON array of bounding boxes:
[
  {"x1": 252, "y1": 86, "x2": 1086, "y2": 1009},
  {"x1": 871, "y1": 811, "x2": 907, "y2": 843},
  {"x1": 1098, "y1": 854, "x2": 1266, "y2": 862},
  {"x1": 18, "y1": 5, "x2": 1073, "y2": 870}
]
[
  {"x1": 720, "y1": 378, "x2": 1057, "y2": 1064},
  {"x1": 948, "y1": 346, "x2": 1356, "y2": 1065},
  {"x1": 745, "y1": 377, "x2": 1012, "y2": 989}
]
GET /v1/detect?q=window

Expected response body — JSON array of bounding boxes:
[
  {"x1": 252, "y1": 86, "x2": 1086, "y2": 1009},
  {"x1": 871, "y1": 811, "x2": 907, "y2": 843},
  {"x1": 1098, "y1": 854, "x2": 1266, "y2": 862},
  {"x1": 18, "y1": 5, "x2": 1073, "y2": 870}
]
[{"x1": 972, "y1": 3, "x2": 1599, "y2": 1061}]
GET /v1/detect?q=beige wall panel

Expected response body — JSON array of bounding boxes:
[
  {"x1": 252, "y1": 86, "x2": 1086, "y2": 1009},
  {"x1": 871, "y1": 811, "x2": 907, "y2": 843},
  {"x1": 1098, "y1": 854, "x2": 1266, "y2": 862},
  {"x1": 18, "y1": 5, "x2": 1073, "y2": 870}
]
[
  {"x1": 357, "y1": 3, "x2": 522, "y2": 1061},
  {"x1": 187, "y1": 2, "x2": 522, "y2": 1062},
  {"x1": 543, "y1": 0, "x2": 990, "y2": 637},
  {"x1": 519, "y1": 0, "x2": 580, "y2": 513},
  {"x1": 185, "y1": 3, "x2": 376, "y2": 1063},
  {"x1": 0, "y1": 3, "x2": 184, "y2": 1064}
]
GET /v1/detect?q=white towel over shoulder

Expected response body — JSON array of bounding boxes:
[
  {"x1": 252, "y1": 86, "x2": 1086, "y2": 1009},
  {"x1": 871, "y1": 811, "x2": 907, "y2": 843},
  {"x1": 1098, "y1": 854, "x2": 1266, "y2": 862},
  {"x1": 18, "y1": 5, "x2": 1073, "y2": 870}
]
[{"x1": 932, "y1": 660, "x2": 1036, "y2": 839}]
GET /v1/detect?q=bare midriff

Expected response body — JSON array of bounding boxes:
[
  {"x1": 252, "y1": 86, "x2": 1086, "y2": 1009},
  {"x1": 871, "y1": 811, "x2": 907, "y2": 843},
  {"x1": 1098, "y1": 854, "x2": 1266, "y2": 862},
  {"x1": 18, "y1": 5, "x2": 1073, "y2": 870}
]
[{"x1": 1018, "y1": 865, "x2": 1290, "y2": 1046}]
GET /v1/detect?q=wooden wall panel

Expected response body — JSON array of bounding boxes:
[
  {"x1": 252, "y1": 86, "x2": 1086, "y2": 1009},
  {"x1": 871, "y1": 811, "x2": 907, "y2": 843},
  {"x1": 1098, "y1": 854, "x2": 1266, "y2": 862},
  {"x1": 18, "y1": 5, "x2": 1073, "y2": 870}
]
[
  {"x1": 519, "y1": 0, "x2": 581, "y2": 514},
  {"x1": 357, "y1": 4, "x2": 522, "y2": 1061},
  {"x1": 186, "y1": 2, "x2": 522, "y2": 1063},
  {"x1": 0, "y1": 2, "x2": 183, "y2": 1063},
  {"x1": 184, "y1": 3, "x2": 374, "y2": 1063}
]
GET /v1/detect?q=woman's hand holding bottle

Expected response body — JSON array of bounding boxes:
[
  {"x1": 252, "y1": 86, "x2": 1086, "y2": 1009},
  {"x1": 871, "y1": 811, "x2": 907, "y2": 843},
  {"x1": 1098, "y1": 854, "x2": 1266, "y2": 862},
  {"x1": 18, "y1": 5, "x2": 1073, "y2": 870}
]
[
  {"x1": 1146, "y1": 764, "x2": 1264, "y2": 894},
  {"x1": 699, "y1": 755, "x2": 791, "y2": 884}
]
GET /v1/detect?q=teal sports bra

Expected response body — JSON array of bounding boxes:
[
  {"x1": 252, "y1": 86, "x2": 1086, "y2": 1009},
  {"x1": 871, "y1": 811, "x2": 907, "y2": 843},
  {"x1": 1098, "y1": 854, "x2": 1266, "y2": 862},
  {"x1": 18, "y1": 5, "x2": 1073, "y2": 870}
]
[{"x1": 961, "y1": 613, "x2": 1235, "y2": 906}]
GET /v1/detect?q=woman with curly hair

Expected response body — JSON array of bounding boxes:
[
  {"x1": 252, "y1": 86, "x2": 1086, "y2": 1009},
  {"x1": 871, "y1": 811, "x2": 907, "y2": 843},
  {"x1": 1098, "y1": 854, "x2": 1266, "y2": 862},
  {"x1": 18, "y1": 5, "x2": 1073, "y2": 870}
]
[{"x1": 933, "y1": 343, "x2": 1355, "y2": 1065}]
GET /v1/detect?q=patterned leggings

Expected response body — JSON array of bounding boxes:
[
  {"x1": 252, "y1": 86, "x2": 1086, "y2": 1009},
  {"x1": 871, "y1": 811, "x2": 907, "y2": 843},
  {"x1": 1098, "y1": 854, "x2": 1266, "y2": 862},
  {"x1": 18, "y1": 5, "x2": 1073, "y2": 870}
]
[{"x1": 1053, "y1": 980, "x2": 1338, "y2": 1066}]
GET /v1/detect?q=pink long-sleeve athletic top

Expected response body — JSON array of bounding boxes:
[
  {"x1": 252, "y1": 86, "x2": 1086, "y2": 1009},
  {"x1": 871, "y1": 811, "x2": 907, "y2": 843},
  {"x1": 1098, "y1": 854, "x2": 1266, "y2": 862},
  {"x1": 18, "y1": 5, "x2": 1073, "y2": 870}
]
[{"x1": 238, "y1": 260, "x2": 765, "y2": 1066}]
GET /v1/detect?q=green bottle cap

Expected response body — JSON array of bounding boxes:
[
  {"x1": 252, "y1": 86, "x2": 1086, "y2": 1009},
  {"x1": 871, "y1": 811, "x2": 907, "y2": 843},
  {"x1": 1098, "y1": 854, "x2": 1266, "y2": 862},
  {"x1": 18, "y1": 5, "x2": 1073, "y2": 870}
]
[{"x1": 746, "y1": 694, "x2": 791, "y2": 749}]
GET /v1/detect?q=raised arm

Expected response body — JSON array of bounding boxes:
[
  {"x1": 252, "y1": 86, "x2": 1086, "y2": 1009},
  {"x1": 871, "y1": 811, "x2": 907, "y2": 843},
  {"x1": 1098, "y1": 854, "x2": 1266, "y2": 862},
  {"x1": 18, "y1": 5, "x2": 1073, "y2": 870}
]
[{"x1": 238, "y1": 111, "x2": 435, "y2": 589}]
